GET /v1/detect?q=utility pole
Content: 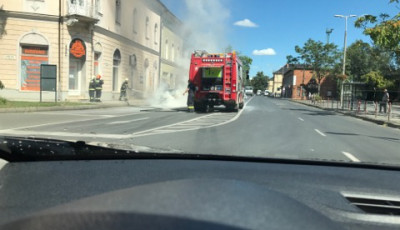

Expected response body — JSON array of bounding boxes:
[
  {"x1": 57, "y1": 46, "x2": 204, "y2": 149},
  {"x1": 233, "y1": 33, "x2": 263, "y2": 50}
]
[
  {"x1": 334, "y1": 14, "x2": 357, "y2": 108},
  {"x1": 326, "y1": 28, "x2": 333, "y2": 44}
]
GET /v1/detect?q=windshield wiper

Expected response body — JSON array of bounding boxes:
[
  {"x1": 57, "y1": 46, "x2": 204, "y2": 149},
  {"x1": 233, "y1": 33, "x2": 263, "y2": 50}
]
[{"x1": 0, "y1": 136, "x2": 180, "y2": 162}]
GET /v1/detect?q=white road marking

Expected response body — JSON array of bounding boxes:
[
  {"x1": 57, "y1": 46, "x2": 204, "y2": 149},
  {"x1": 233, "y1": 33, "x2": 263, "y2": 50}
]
[
  {"x1": 314, "y1": 129, "x2": 326, "y2": 137},
  {"x1": 107, "y1": 117, "x2": 149, "y2": 125},
  {"x1": 298, "y1": 117, "x2": 304, "y2": 121},
  {"x1": 2, "y1": 113, "x2": 146, "y2": 131},
  {"x1": 0, "y1": 98, "x2": 254, "y2": 139},
  {"x1": 342, "y1": 151, "x2": 361, "y2": 162}
]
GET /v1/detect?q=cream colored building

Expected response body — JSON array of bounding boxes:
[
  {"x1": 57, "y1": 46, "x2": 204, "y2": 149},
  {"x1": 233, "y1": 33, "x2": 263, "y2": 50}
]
[
  {"x1": 272, "y1": 68, "x2": 283, "y2": 96},
  {"x1": 159, "y1": 11, "x2": 185, "y2": 91},
  {"x1": 0, "y1": 0, "x2": 183, "y2": 101}
]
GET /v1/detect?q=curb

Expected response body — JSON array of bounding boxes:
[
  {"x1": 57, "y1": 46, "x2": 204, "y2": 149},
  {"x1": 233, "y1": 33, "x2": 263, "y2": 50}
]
[
  {"x1": 0, "y1": 103, "x2": 129, "y2": 113},
  {"x1": 289, "y1": 99, "x2": 400, "y2": 129}
]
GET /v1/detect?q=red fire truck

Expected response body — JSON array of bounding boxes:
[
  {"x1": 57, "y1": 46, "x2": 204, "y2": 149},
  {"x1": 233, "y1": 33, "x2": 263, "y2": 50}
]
[{"x1": 188, "y1": 50, "x2": 245, "y2": 112}]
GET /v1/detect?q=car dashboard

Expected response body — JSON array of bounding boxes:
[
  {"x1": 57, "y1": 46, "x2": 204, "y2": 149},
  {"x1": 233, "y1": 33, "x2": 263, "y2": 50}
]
[{"x1": 1, "y1": 158, "x2": 400, "y2": 230}]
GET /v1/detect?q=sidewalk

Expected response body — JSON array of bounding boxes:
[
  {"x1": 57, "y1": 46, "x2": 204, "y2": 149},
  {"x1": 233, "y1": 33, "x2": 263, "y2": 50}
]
[
  {"x1": 290, "y1": 99, "x2": 400, "y2": 129},
  {"x1": 0, "y1": 98, "x2": 149, "y2": 113}
]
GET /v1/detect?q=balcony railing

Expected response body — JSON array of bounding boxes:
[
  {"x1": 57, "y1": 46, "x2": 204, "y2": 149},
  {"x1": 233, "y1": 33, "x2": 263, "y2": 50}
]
[{"x1": 67, "y1": 1, "x2": 99, "y2": 21}]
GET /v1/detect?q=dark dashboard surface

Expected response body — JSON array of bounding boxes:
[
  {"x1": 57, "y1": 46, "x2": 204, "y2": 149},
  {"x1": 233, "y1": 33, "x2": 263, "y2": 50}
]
[{"x1": 1, "y1": 159, "x2": 400, "y2": 230}]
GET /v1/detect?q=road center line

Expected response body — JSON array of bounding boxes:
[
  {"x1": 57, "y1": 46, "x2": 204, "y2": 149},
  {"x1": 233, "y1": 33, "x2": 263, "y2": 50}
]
[
  {"x1": 107, "y1": 117, "x2": 149, "y2": 125},
  {"x1": 298, "y1": 117, "x2": 304, "y2": 121},
  {"x1": 314, "y1": 129, "x2": 326, "y2": 137},
  {"x1": 342, "y1": 151, "x2": 361, "y2": 162}
]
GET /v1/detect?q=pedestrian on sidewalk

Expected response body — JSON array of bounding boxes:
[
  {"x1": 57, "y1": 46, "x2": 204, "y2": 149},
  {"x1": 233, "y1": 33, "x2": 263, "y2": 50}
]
[
  {"x1": 89, "y1": 76, "x2": 96, "y2": 102},
  {"x1": 379, "y1": 89, "x2": 389, "y2": 113},
  {"x1": 119, "y1": 78, "x2": 129, "y2": 101},
  {"x1": 95, "y1": 74, "x2": 104, "y2": 102},
  {"x1": 183, "y1": 80, "x2": 196, "y2": 112}
]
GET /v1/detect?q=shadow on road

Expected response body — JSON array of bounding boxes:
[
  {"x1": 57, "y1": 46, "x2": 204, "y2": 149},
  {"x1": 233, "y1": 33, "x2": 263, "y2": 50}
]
[
  {"x1": 325, "y1": 132, "x2": 400, "y2": 143},
  {"x1": 305, "y1": 111, "x2": 337, "y2": 116}
]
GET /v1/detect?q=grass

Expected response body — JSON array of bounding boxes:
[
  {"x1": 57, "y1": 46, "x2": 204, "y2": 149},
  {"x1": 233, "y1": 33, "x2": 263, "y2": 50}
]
[{"x1": 0, "y1": 98, "x2": 91, "y2": 108}]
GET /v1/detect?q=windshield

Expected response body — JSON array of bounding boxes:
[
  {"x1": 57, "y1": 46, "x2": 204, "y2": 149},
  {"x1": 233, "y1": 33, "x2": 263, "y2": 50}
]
[{"x1": 0, "y1": 0, "x2": 399, "y2": 167}]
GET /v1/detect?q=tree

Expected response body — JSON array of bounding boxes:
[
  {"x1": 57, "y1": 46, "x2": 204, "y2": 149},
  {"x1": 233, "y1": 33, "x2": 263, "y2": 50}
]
[
  {"x1": 293, "y1": 39, "x2": 341, "y2": 94},
  {"x1": 250, "y1": 71, "x2": 269, "y2": 92},
  {"x1": 346, "y1": 40, "x2": 392, "y2": 81},
  {"x1": 361, "y1": 71, "x2": 394, "y2": 90},
  {"x1": 355, "y1": 0, "x2": 400, "y2": 98}
]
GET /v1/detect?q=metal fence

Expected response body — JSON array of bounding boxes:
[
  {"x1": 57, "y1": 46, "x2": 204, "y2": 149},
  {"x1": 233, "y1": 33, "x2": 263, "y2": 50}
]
[{"x1": 307, "y1": 99, "x2": 399, "y2": 122}]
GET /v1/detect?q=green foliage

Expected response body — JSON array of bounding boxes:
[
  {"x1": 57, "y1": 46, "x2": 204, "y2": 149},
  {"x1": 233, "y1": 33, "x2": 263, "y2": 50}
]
[
  {"x1": 250, "y1": 71, "x2": 269, "y2": 91},
  {"x1": 0, "y1": 97, "x2": 7, "y2": 105},
  {"x1": 293, "y1": 39, "x2": 341, "y2": 94},
  {"x1": 313, "y1": 95, "x2": 322, "y2": 101},
  {"x1": 346, "y1": 40, "x2": 392, "y2": 80},
  {"x1": 355, "y1": 2, "x2": 400, "y2": 56},
  {"x1": 361, "y1": 71, "x2": 394, "y2": 89}
]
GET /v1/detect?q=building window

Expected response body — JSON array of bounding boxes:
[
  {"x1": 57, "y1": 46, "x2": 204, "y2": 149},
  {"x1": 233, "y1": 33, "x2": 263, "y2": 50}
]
[
  {"x1": 20, "y1": 45, "x2": 49, "y2": 91},
  {"x1": 132, "y1": 8, "x2": 137, "y2": 33},
  {"x1": 145, "y1": 17, "x2": 149, "y2": 39},
  {"x1": 165, "y1": 39, "x2": 169, "y2": 59},
  {"x1": 95, "y1": 0, "x2": 102, "y2": 15},
  {"x1": 154, "y1": 23, "x2": 158, "y2": 44},
  {"x1": 115, "y1": 0, "x2": 121, "y2": 24},
  {"x1": 94, "y1": 52, "x2": 101, "y2": 76},
  {"x1": 113, "y1": 49, "x2": 121, "y2": 91},
  {"x1": 171, "y1": 43, "x2": 175, "y2": 61}
]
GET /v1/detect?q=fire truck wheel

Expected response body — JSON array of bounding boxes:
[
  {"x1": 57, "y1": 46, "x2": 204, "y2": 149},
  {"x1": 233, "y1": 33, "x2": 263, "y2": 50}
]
[{"x1": 239, "y1": 103, "x2": 244, "y2": 109}]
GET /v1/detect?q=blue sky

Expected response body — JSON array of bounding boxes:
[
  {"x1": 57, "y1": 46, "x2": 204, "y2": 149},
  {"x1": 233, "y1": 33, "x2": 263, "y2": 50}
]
[{"x1": 161, "y1": 0, "x2": 399, "y2": 78}]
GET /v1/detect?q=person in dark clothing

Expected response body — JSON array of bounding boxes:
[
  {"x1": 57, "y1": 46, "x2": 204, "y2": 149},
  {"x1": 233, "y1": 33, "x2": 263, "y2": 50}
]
[
  {"x1": 183, "y1": 80, "x2": 196, "y2": 112},
  {"x1": 379, "y1": 89, "x2": 389, "y2": 113},
  {"x1": 89, "y1": 77, "x2": 96, "y2": 102},
  {"x1": 119, "y1": 78, "x2": 129, "y2": 101},
  {"x1": 95, "y1": 74, "x2": 104, "y2": 102}
]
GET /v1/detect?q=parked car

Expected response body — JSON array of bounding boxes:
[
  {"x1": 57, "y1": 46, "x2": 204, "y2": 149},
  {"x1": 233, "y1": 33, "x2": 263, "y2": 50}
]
[
  {"x1": 256, "y1": 90, "x2": 262, "y2": 96},
  {"x1": 264, "y1": 90, "x2": 270, "y2": 96}
]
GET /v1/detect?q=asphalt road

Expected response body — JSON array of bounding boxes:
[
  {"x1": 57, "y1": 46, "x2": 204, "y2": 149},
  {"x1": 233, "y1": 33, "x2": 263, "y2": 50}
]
[{"x1": 1, "y1": 96, "x2": 399, "y2": 165}]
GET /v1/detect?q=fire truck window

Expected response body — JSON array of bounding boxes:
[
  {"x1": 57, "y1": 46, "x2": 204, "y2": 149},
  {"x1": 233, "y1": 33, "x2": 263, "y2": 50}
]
[{"x1": 201, "y1": 67, "x2": 223, "y2": 91}]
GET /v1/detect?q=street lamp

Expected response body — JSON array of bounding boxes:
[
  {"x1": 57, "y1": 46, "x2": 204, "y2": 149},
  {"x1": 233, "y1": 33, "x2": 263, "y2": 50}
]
[{"x1": 334, "y1": 14, "x2": 357, "y2": 108}]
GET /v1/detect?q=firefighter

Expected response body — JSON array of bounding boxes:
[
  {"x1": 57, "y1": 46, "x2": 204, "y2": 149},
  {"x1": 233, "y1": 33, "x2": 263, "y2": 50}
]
[
  {"x1": 119, "y1": 78, "x2": 129, "y2": 101},
  {"x1": 88, "y1": 76, "x2": 96, "y2": 102},
  {"x1": 95, "y1": 74, "x2": 104, "y2": 102},
  {"x1": 183, "y1": 80, "x2": 196, "y2": 112}
]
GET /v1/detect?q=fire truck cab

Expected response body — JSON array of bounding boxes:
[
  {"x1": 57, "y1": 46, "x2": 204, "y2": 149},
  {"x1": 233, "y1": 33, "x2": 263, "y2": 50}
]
[{"x1": 188, "y1": 50, "x2": 244, "y2": 112}]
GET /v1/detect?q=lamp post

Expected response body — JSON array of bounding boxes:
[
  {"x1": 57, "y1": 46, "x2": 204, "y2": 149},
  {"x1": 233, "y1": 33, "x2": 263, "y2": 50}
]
[{"x1": 334, "y1": 14, "x2": 356, "y2": 108}]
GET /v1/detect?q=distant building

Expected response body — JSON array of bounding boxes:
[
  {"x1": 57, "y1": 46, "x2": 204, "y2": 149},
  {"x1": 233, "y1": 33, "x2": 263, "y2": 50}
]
[
  {"x1": 271, "y1": 68, "x2": 284, "y2": 96},
  {"x1": 280, "y1": 64, "x2": 337, "y2": 99},
  {"x1": 267, "y1": 79, "x2": 274, "y2": 92}
]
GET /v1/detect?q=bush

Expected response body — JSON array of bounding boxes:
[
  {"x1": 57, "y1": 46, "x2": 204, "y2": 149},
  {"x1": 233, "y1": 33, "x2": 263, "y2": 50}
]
[
  {"x1": 314, "y1": 95, "x2": 322, "y2": 101},
  {"x1": 0, "y1": 97, "x2": 7, "y2": 105}
]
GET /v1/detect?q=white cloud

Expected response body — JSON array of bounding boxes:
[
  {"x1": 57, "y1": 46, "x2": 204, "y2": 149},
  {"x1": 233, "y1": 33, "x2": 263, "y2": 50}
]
[
  {"x1": 233, "y1": 19, "x2": 258, "y2": 28},
  {"x1": 252, "y1": 48, "x2": 276, "y2": 56}
]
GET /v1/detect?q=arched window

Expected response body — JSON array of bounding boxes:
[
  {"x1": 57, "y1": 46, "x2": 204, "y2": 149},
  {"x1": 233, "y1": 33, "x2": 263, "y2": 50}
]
[
  {"x1": 132, "y1": 8, "x2": 137, "y2": 33},
  {"x1": 145, "y1": 17, "x2": 149, "y2": 39},
  {"x1": 20, "y1": 33, "x2": 49, "y2": 91},
  {"x1": 113, "y1": 49, "x2": 121, "y2": 91},
  {"x1": 154, "y1": 23, "x2": 158, "y2": 44}
]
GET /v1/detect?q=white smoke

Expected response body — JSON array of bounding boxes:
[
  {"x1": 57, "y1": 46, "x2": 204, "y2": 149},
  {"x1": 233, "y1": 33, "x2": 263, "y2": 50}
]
[{"x1": 147, "y1": 0, "x2": 231, "y2": 108}]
